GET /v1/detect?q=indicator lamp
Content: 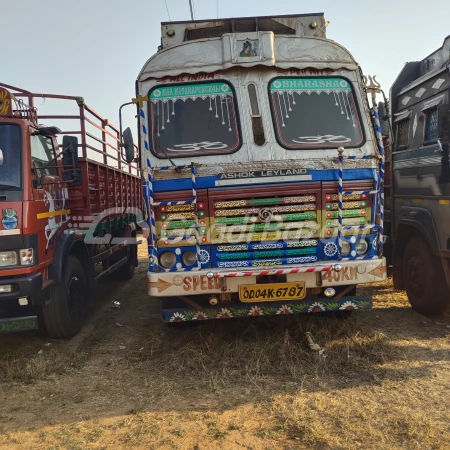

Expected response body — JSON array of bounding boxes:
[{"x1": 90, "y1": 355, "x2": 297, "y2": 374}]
[
  {"x1": 360, "y1": 218, "x2": 366, "y2": 224},
  {"x1": 202, "y1": 237, "x2": 207, "y2": 242},
  {"x1": 326, "y1": 195, "x2": 332, "y2": 201},
  {"x1": 201, "y1": 228, "x2": 206, "y2": 234},
  {"x1": 361, "y1": 201, "x2": 367, "y2": 207},
  {"x1": 161, "y1": 214, "x2": 167, "y2": 220},
  {"x1": 326, "y1": 204, "x2": 331, "y2": 210},
  {"x1": 326, "y1": 221, "x2": 332, "y2": 227},
  {"x1": 326, "y1": 212, "x2": 332, "y2": 218},
  {"x1": 200, "y1": 220, "x2": 205, "y2": 225},
  {"x1": 163, "y1": 231, "x2": 168, "y2": 237},
  {"x1": 361, "y1": 210, "x2": 366, "y2": 216},
  {"x1": 326, "y1": 229, "x2": 332, "y2": 236},
  {"x1": 164, "y1": 240, "x2": 169, "y2": 245},
  {"x1": 162, "y1": 223, "x2": 168, "y2": 228},
  {"x1": 161, "y1": 206, "x2": 166, "y2": 212},
  {"x1": 362, "y1": 194, "x2": 367, "y2": 199},
  {"x1": 199, "y1": 211, "x2": 205, "y2": 217},
  {"x1": 198, "y1": 202, "x2": 204, "y2": 209}
]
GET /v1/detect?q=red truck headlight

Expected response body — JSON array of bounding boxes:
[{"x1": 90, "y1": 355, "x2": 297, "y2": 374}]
[{"x1": 0, "y1": 251, "x2": 18, "y2": 267}]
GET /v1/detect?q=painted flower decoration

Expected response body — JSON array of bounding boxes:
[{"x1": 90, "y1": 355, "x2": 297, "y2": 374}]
[
  {"x1": 324, "y1": 242, "x2": 338, "y2": 257},
  {"x1": 175, "y1": 248, "x2": 181, "y2": 255},
  {"x1": 153, "y1": 89, "x2": 161, "y2": 98},
  {"x1": 170, "y1": 312, "x2": 186, "y2": 322},
  {"x1": 308, "y1": 302, "x2": 326, "y2": 313},
  {"x1": 192, "y1": 312, "x2": 208, "y2": 321},
  {"x1": 339, "y1": 301, "x2": 358, "y2": 311},
  {"x1": 276, "y1": 305, "x2": 294, "y2": 315},
  {"x1": 217, "y1": 308, "x2": 233, "y2": 318},
  {"x1": 248, "y1": 306, "x2": 264, "y2": 317},
  {"x1": 273, "y1": 80, "x2": 282, "y2": 89}
]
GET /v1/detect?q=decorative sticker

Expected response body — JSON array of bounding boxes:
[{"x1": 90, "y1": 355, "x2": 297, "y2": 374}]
[
  {"x1": 401, "y1": 96, "x2": 411, "y2": 106},
  {"x1": 270, "y1": 78, "x2": 350, "y2": 92},
  {"x1": 415, "y1": 88, "x2": 426, "y2": 98},
  {"x1": 432, "y1": 78, "x2": 445, "y2": 89},
  {"x1": 150, "y1": 83, "x2": 231, "y2": 101},
  {"x1": 238, "y1": 39, "x2": 259, "y2": 57},
  {"x1": 2, "y1": 209, "x2": 18, "y2": 230}
]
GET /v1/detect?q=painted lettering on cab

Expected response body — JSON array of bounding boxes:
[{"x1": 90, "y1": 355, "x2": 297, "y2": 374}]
[
  {"x1": 183, "y1": 275, "x2": 221, "y2": 291},
  {"x1": 323, "y1": 266, "x2": 358, "y2": 283}
]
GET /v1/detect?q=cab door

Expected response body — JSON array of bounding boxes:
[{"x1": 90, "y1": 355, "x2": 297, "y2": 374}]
[{"x1": 28, "y1": 133, "x2": 69, "y2": 259}]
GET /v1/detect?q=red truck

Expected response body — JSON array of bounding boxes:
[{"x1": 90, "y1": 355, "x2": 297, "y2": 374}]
[{"x1": 0, "y1": 83, "x2": 143, "y2": 337}]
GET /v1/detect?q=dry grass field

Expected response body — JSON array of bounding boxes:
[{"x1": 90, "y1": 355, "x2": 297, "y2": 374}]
[{"x1": 0, "y1": 243, "x2": 449, "y2": 449}]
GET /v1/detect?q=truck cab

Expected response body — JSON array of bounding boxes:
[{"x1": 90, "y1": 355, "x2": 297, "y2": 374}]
[
  {"x1": 389, "y1": 35, "x2": 450, "y2": 314},
  {"x1": 135, "y1": 14, "x2": 387, "y2": 322},
  {"x1": 0, "y1": 84, "x2": 142, "y2": 336}
]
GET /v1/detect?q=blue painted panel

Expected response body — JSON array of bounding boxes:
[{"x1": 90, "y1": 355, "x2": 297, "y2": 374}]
[{"x1": 152, "y1": 169, "x2": 377, "y2": 192}]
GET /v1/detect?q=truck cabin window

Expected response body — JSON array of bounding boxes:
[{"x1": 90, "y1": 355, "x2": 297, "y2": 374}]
[
  {"x1": 0, "y1": 124, "x2": 21, "y2": 189},
  {"x1": 149, "y1": 82, "x2": 241, "y2": 158},
  {"x1": 30, "y1": 135, "x2": 57, "y2": 177},
  {"x1": 269, "y1": 77, "x2": 364, "y2": 149}
]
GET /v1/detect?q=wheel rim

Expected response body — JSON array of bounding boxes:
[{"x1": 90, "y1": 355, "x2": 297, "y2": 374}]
[
  {"x1": 406, "y1": 254, "x2": 426, "y2": 298},
  {"x1": 67, "y1": 276, "x2": 84, "y2": 321}
]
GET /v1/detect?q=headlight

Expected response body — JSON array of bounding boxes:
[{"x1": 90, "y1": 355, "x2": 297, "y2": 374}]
[
  {"x1": 20, "y1": 248, "x2": 34, "y2": 265},
  {"x1": 0, "y1": 251, "x2": 18, "y2": 267},
  {"x1": 181, "y1": 250, "x2": 197, "y2": 267},
  {"x1": 159, "y1": 251, "x2": 177, "y2": 269},
  {"x1": 342, "y1": 241, "x2": 351, "y2": 256},
  {"x1": 355, "y1": 239, "x2": 369, "y2": 255}
]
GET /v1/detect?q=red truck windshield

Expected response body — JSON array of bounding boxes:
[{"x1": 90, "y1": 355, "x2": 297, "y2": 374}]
[
  {"x1": 149, "y1": 81, "x2": 241, "y2": 158},
  {"x1": 0, "y1": 124, "x2": 21, "y2": 189}
]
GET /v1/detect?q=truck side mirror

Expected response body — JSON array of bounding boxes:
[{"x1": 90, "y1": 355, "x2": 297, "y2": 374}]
[
  {"x1": 62, "y1": 135, "x2": 79, "y2": 169},
  {"x1": 377, "y1": 102, "x2": 390, "y2": 137},
  {"x1": 122, "y1": 127, "x2": 135, "y2": 164},
  {"x1": 62, "y1": 135, "x2": 82, "y2": 187}
]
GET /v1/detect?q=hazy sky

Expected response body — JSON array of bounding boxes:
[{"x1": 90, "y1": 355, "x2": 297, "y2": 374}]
[{"x1": 2, "y1": 0, "x2": 449, "y2": 135}]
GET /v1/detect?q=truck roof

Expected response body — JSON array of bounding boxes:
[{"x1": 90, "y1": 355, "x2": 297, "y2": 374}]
[
  {"x1": 391, "y1": 35, "x2": 450, "y2": 100},
  {"x1": 160, "y1": 13, "x2": 326, "y2": 49}
]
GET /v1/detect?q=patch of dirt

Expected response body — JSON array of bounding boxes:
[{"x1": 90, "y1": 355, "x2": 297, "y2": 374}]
[{"x1": 0, "y1": 242, "x2": 449, "y2": 449}]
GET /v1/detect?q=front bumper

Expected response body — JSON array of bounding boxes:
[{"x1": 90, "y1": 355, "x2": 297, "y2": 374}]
[
  {"x1": 148, "y1": 258, "x2": 387, "y2": 297},
  {"x1": 0, "y1": 272, "x2": 44, "y2": 305},
  {"x1": 161, "y1": 296, "x2": 372, "y2": 322}
]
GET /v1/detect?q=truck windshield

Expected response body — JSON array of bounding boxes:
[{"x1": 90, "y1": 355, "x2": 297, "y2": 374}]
[
  {"x1": 269, "y1": 77, "x2": 364, "y2": 149},
  {"x1": 149, "y1": 82, "x2": 241, "y2": 158},
  {"x1": 0, "y1": 124, "x2": 21, "y2": 189}
]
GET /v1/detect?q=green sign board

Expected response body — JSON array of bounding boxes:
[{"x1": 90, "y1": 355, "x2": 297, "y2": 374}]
[
  {"x1": 150, "y1": 83, "x2": 232, "y2": 100},
  {"x1": 270, "y1": 78, "x2": 350, "y2": 91}
]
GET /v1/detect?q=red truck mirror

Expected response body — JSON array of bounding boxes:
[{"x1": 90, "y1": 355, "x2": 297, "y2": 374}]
[
  {"x1": 122, "y1": 127, "x2": 135, "y2": 164},
  {"x1": 62, "y1": 135, "x2": 79, "y2": 168},
  {"x1": 62, "y1": 135, "x2": 82, "y2": 187}
]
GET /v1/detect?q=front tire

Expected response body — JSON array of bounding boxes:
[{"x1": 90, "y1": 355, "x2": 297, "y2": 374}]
[
  {"x1": 403, "y1": 237, "x2": 450, "y2": 315},
  {"x1": 42, "y1": 256, "x2": 88, "y2": 338}
]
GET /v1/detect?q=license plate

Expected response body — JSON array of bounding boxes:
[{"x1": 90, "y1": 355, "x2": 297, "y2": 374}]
[{"x1": 239, "y1": 282, "x2": 306, "y2": 302}]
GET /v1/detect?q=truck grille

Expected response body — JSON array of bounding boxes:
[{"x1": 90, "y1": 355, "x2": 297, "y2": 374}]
[
  {"x1": 153, "y1": 180, "x2": 375, "y2": 269},
  {"x1": 209, "y1": 183, "x2": 321, "y2": 268}
]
